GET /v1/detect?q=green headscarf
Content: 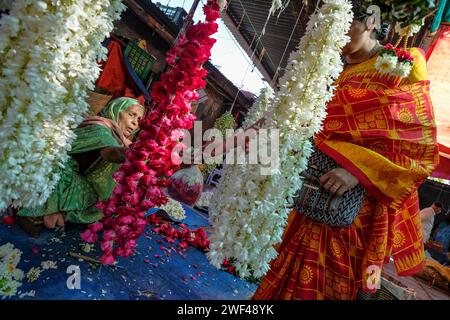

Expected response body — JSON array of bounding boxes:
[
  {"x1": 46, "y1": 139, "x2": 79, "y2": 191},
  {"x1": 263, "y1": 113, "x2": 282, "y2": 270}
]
[{"x1": 100, "y1": 97, "x2": 144, "y2": 123}]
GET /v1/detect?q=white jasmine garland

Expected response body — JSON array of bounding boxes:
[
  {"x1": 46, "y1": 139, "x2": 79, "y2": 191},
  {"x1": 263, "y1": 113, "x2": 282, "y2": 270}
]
[
  {"x1": 242, "y1": 86, "x2": 274, "y2": 129},
  {"x1": 0, "y1": 0, "x2": 125, "y2": 210},
  {"x1": 158, "y1": 198, "x2": 186, "y2": 221},
  {"x1": 392, "y1": 61, "x2": 413, "y2": 78},
  {"x1": 207, "y1": 0, "x2": 353, "y2": 278},
  {"x1": 195, "y1": 191, "x2": 213, "y2": 207},
  {"x1": 374, "y1": 54, "x2": 398, "y2": 74},
  {"x1": 395, "y1": 21, "x2": 423, "y2": 37}
]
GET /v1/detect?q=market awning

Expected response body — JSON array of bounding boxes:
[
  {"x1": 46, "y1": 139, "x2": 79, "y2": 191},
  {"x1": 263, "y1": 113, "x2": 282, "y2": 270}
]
[{"x1": 222, "y1": 0, "x2": 319, "y2": 82}]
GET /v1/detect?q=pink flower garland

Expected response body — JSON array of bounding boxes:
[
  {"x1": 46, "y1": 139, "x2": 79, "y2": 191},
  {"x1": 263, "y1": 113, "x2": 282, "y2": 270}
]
[{"x1": 81, "y1": 1, "x2": 221, "y2": 265}]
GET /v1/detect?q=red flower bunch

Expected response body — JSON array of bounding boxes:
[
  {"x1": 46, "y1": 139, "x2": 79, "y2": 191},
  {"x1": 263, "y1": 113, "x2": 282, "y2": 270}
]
[
  {"x1": 81, "y1": 1, "x2": 220, "y2": 265},
  {"x1": 383, "y1": 43, "x2": 414, "y2": 64}
]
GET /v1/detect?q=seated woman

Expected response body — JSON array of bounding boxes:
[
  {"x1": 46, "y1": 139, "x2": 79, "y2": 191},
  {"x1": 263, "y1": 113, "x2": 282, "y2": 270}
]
[{"x1": 17, "y1": 97, "x2": 144, "y2": 235}]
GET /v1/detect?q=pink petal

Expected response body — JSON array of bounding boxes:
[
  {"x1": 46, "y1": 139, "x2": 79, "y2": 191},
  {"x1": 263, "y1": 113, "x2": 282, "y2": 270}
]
[
  {"x1": 100, "y1": 240, "x2": 113, "y2": 252},
  {"x1": 2, "y1": 216, "x2": 14, "y2": 224},
  {"x1": 80, "y1": 229, "x2": 98, "y2": 243},
  {"x1": 103, "y1": 230, "x2": 116, "y2": 241},
  {"x1": 89, "y1": 222, "x2": 103, "y2": 232},
  {"x1": 99, "y1": 254, "x2": 115, "y2": 265}
]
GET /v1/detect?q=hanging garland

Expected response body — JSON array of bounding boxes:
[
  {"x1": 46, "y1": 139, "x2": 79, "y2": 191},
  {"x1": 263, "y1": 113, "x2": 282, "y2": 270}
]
[
  {"x1": 0, "y1": 0, "x2": 125, "y2": 210},
  {"x1": 81, "y1": 1, "x2": 222, "y2": 265},
  {"x1": 241, "y1": 86, "x2": 274, "y2": 129},
  {"x1": 202, "y1": 111, "x2": 235, "y2": 178},
  {"x1": 207, "y1": 0, "x2": 353, "y2": 278}
]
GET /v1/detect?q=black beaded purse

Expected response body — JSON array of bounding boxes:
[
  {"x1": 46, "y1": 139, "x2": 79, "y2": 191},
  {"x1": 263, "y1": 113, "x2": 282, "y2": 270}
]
[{"x1": 294, "y1": 146, "x2": 366, "y2": 227}]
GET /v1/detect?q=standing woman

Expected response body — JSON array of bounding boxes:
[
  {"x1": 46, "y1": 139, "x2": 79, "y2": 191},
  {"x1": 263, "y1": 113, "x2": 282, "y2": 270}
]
[
  {"x1": 17, "y1": 97, "x2": 144, "y2": 234},
  {"x1": 253, "y1": 2, "x2": 439, "y2": 300}
]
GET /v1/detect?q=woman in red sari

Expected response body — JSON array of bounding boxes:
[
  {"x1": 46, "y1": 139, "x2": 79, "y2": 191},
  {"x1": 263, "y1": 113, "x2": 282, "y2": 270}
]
[{"x1": 253, "y1": 6, "x2": 439, "y2": 300}]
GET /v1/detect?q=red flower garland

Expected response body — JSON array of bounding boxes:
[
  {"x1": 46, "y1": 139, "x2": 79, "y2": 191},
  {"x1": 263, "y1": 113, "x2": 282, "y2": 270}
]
[{"x1": 81, "y1": 1, "x2": 220, "y2": 265}]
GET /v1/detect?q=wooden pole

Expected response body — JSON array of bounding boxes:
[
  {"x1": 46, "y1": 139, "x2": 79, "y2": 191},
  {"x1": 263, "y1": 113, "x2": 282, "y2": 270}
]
[{"x1": 176, "y1": 0, "x2": 201, "y2": 38}]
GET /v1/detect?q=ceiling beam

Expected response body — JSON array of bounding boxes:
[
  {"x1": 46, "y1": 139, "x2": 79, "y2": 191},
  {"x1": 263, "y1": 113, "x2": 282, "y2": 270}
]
[{"x1": 221, "y1": 10, "x2": 273, "y2": 82}]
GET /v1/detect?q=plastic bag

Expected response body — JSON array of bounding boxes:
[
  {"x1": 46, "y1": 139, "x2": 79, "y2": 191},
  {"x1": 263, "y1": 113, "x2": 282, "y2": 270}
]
[{"x1": 168, "y1": 165, "x2": 203, "y2": 206}]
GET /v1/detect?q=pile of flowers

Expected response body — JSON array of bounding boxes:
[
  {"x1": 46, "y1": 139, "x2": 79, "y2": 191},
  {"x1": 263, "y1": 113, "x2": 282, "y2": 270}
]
[
  {"x1": 147, "y1": 214, "x2": 210, "y2": 252},
  {"x1": 375, "y1": 43, "x2": 414, "y2": 78},
  {"x1": 0, "y1": 0, "x2": 125, "y2": 210},
  {"x1": 157, "y1": 198, "x2": 186, "y2": 221},
  {"x1": 0, "y1": 243, "x2": 24, "y2": 299},
  {"x1": 81, "y1": 1, "x2": 221, "y2": 265},
  {"x1": 151, "y1": 223, "x2": 210, "y2": 252},
  {"x1": 207, "y1": 0, "x2": 353, "y2": 278}
]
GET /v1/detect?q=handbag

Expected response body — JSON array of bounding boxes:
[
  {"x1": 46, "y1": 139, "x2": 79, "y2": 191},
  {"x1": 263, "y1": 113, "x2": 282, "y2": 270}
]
[{"x1": 294, "y1": 145, "x2": 366, "y2": 227}]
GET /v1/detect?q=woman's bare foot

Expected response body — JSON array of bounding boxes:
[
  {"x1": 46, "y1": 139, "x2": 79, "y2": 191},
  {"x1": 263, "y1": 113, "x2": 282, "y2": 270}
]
[{"x1": 44, "y1": 213, "x2": 65, "y2": 229}]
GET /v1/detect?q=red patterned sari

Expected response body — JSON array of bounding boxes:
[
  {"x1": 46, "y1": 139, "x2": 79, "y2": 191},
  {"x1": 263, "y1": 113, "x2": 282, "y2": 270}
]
[{"x1": 253, "y1": 48, "x2": 439, "y2": 300}]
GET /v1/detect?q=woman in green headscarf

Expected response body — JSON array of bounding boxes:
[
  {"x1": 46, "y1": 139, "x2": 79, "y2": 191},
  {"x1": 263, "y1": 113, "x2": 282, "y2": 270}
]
[{"x1": 17, "y1": 97, "x2": 145, "y2": 235}]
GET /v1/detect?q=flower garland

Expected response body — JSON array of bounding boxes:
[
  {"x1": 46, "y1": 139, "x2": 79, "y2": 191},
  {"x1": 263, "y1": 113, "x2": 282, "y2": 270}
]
[
  {"x1": 0, "y1": 0, "x2": 125, "y2": 210},
  {"x1": 207, "y1": 0, "x2": 353, "y2": 278},
  {"x1": 202, "y1": 111, "x2": 235, "y2": 178},
  {"x1": 241, "y1": 86, "x2": 274, "y2": 129},
  {"x1": 375, "y1": 43, "x2": 414, "y2": 78},
  {"x1": 81, "y1": 1, "x2": 221, "y2": 265},
  {"x1": 0, "y1": 243, "x2": 24, "y2": 299}
]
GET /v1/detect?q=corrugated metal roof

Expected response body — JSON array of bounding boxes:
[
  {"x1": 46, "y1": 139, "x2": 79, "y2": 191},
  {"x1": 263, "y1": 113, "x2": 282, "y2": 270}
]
[
  {"x1": 223, "y1": 0, "x2": 435, "y2": 82},
  {"x1": 223, "y1": 0, "x2": 321, "y2": 81}
]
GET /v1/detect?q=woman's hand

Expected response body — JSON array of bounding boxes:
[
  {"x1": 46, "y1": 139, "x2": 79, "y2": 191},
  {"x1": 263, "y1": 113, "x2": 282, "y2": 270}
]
[
  {"x1": 319, "y1": 168, "x2": 359, "y2": 196},
  {"x1": 100, "y1": 146, "x2": 127, "y2": 164}
]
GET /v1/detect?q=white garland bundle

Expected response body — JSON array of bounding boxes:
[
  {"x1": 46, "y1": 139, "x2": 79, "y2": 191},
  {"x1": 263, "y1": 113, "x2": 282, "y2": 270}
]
[
  {"x1": 207, "y1": 0, "x2": 353, "y2": 278},
  {"x1": 0, "y1": 0, "x2": 125, "y2": 209},
  {"x1": 241, "y1": 86, "x2": 274, "y2": 129},
  {"x1": 158, "y1": 198, "x2": 186, "y2": 221}
]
